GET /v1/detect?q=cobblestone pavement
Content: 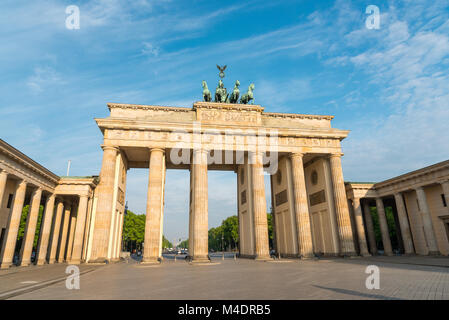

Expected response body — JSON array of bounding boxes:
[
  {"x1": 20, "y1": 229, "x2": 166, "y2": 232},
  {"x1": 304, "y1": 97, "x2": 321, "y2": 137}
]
[{"x1": 4, "y1": 256, "x2": 449, "y2": 300}]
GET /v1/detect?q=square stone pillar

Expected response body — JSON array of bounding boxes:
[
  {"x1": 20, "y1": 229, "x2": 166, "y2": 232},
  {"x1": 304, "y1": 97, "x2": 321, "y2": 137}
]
[
  {"x1": 362, "y1": 201, "x2": 378, "y2": 255},
  {"x1": 48, "y1": 200, "x2": 64, "y2": 264},
  {"x1": 290, "y1": 153, "x2": 314, "y2": 258},
  {"x1": 250, "y1": 151, "x2": 270, "y2": 261},
  {"x1": 352, "y1": 197, "x2": 370, "y2": 256},
  {"x1": 393, "y1": 193, "x2": 415, "y2": 255},
  {"x1": 142, "y1": 148, "x2": 166, "y2": 264},
  {"x1": 89, "y1": 145, "x2": 119, "y2": 263},
  {"x1": 57, "y1": 204, "x2": 72, "y2": 263},
  {"x1": 190, "y1": 149, "x2": 210, "y2": 263},
  {"x1": 0, "y1": 170, "x2": 8, "y2": 209},
  {"x1": 329, "y1": 154, "x2": 356, "y2": 256},
  {"x1": 415, "y1": 187, "x2": 439, "y2": 255},
  {"x1": 19, "y1": 187, "x2": 43, "y2": 266},
  {"x1": 69, "y1": 195, "x2": 89, "y2": 264},
  {"x1": 36, "y1": 194, "x2": 56, "y2": 265},
  {"x1": 375, "y1": 198, "x2": 393, "y2": 256},
  {"x1": 0, "y1": 180, "x2": 27, "y2": 269}
]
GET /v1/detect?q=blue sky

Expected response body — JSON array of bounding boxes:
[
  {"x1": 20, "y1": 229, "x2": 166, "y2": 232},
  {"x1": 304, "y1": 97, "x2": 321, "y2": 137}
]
[{"x1": 1, "y1": 0, "x2": 448, "y2": 241}]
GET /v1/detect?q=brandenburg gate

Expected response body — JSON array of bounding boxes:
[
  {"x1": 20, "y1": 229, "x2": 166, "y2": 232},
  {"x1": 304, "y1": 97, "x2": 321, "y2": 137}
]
[{"x1": 88, "y1": 100, "x2": 357, "y2": 264}]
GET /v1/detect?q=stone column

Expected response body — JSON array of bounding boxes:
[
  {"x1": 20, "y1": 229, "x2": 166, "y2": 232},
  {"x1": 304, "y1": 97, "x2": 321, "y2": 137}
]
[
  {"x1": 352, "y1": 197, "x2": 370, "y2": 256},
  {"x1": 415, "y1": 187, "x2": 439, "y2": 254},
  {"x1": 48, "y1": 200, "x2": 64, "y2": 264},
  {"x1": 375, "y1": 198, "x2": 393, "y2": 256},
  {"x1": 19, "y1": 187, "x2": 43, "y2": 266},
  {"x1": 393, "y1": 193, "x2": 414, "y2": 255},
  {"x1": 0, "y1": 170, "x2": 8, "y2": 209},
  {"x1": 362, "y1": 201, "x2": 378, "y2": 255},
  {"x1": 70, "y1": 195, "x2": 89, "y2": 264},
  {"x1": 36, "y1": 194, "x2": 55, "y2": 265},
  {"x1": 290, "y1": 153, "x2": 314, "y2": 258},
  {"x1": 65, "y1": 210, "x2": 77, "y2": 262},
  {"x1": 142, "y1": 148, "x2": 165, "y2": 264},
  {"x1": 441, "y1": 181, "x2": 449, "y2": 213},
  {"x1": 250, "y1": 151, "x2": 270, "y2": 260},
  {"x1": 89, "y1": 145, "x2": 119, "y2": 262},
  {"x1": 191, "y1": 149, "x2": 209, "y2": 262},
  {"x1": 329, "y1": 154, "x2": 356, "y2": 255},
  {"x1": 57, "y1": 204, "x2": 72, "y2": 262},
  {"x1": 0, "y1": 180, "x2": 27, "y2": 269},
  {"x1": 82, "y1": 197, "x2": 93, "y2": 261}
]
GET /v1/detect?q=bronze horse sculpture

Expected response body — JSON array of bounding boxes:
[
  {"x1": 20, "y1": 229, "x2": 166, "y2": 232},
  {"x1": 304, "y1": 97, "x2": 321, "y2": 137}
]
[
  {"x1": 214, "y1": 79, "x2": 228, "y2": 103},
  {"x1": 240, "y1": 83, "x2": 255, "y2": 104},
  {"x1": 202, "y1": 80, "x2": 211, "y2": 102},
  {"x1": 229, "y1": 80, "x2": 240, "y2": 104}
]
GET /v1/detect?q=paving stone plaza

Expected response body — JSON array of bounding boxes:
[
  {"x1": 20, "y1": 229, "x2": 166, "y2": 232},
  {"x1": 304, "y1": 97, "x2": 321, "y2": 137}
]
[{"x1": 1, "y1": 255, "x2": 448, "y2": 300}]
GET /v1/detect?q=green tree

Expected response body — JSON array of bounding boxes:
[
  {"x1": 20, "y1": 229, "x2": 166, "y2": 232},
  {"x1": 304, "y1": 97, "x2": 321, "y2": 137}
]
[
  {"x1": 162, "y1": 235, "x2": 173, "y2": 249},
  {"x1": 370, "y1": 206, "x2": 398, "y2": 251},
  {"x1": 207, "y1": 213, "x2": 274, "y2": 252},
  {"x1": 179, "y1": 239, "x2": 189, "y2": 249},
  {"x1": 121, "y1": 209, "x2": 171, "y2": 251},
  {"x1": 17, "y1": 205, "x2": 44, "y2": 252}
]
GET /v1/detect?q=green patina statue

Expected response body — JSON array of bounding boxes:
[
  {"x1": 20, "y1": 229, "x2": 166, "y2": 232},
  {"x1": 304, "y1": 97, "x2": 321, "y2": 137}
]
[
  {"x1": 202, "y1": 66, "x2": 254, "y2": 104},
  {"x1": 240, "y1": 83, "x2": 255, "y2": 104},
  {"x1": 229, "y1": 80, "x2": 240, "y2": 104},
  {"x1": 214, "y1": 79, "x2": 228, "y2": 103},
  {"x1": 202, "y1": 80, "x2": 211, "y2": 102}
]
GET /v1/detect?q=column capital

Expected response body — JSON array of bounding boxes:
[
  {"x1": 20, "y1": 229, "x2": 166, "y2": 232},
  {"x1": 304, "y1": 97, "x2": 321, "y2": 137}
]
[
  {"x1": 0, "y1": 169, "x2": 8, "y2": 177},
  {"x1": 33, "y1": 186, "x2": 43, "y2": 193},
  {"x1": 352, "y1": 197, "x2": 361, "y2": 205},
  {"x1": 101, "y1": 145, "x2": 119, "y2": 152},
  {"x1": 17, "y1": 179, "x2": 27, "y2": 188},
  {"x1": 440, "y1": 180, "x2": 449, "y2": 186},
  {"x1": 149, "y1": 147, "x2": 165, "y2": 154},
  {"x1": 329, "y1": 152, "x2": 344, "y2": 158},
  {"x1": 289, "y1": 152, "x2": 304, "y2": 159},
  {"x1": 79, "y1": 194, "x2": 89, "y2": 199}
]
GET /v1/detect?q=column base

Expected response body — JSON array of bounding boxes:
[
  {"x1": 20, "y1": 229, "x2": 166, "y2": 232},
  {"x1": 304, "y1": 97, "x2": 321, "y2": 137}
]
[
  {"x1": 141, "y1": 257, "x2": 161, "y2": 265},
  {"x1": 0, "y1": 263, "x2": 11, "y2": 269},
  {"x1": 340, "y1": 252, "x2": 358, "y2": 258},
  {"x1": 384, "y1": 252, "x2": 394, "y2": 257},
  {"x1": 190, "y1": 255, "x2": 210, "y2": 263},
  {"x1": 68, "y1": 259, "x2": 81, "y2": 265},
  {"x1": 360, "y1": 253, "x2": 372, "y2": 257},
  {"x1": 19, "y1": 260, "x2": 31, "y2": 267},
  {"x1": 428, "y1": 251, "x2": 440, "y2": 256},
  {"x1": 36, "y1": 259, "x2": 47, "y2": 266},
  {"x1": 255, "y1": 255, "x2": 272, "y2": 261}
]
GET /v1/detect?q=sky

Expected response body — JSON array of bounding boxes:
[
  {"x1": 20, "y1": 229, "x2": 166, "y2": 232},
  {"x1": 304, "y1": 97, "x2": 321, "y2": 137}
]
[{"x1": 1, "y1": 0, "x2": 448, "y2": 242}]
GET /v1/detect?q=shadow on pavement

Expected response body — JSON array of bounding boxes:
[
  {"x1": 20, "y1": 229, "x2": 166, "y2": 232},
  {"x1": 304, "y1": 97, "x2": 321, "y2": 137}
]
[{"x1": 312, "y1": 285, "x2": 402, "y2": 300}]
